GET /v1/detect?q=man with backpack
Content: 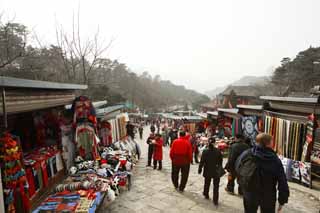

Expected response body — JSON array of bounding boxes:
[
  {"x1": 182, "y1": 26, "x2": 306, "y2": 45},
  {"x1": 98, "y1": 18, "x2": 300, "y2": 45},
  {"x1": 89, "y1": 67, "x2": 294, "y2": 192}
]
[
  {"x1": 225, "y1": 134, "x2": 250, "y2": 195},
  {"x1": 236, "y1": 133, "x2": 289, "y2": 213}
]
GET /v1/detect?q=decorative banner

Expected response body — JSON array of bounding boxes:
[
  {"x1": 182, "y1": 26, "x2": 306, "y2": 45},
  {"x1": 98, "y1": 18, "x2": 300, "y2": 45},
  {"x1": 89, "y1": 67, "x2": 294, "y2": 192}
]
[{"x1": 242, "y1": 116, "x2": 259, "y2": 145}]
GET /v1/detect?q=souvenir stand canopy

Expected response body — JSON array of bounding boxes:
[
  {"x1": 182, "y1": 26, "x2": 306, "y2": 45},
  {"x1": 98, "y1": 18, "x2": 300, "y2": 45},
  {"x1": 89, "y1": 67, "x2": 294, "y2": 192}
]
[
  {"x1": 237, "y1": 105, "x2": 263, "y2": 146},
  {"x1": 260, "y1": 96, "x2": 320, "y2": 189},
  {"x1": 0, "y1": 77, "x2": 87, "y2": 212}
]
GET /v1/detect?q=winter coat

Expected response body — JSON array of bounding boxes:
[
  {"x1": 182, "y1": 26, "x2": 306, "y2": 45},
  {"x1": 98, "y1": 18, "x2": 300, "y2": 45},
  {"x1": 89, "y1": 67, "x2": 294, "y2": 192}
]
[
  {"x1": 170, "y1": 136, "x2": 193, "y2": 166},
  {"x1": 239, "y1": 145, "x2": 290, "y2": 206},
  {"x1": 150, "y1": 125, "x2": 156, "y2": 133},
  {"x1": 198, "y1": 147, "x2": 223, "y2": 178},
  {"x1": 225, "y1": 141, "x2": 250, "y2": 174},
  {"x1": 153, "y1": 138, "x2": 163, "y2": 160}
]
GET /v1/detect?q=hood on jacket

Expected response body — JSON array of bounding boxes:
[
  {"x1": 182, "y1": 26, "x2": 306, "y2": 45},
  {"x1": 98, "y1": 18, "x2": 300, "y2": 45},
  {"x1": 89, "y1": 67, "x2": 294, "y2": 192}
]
[{"x1": 251, "y1": 145, "x2": 277, "y2": 162}]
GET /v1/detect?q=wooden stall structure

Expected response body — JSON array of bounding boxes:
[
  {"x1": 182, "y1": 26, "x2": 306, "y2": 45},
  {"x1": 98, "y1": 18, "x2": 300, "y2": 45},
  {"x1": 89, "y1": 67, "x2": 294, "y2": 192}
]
[
  {"x1": 0, "y1": 77, "x2": 87, "y2": 210},
  {"x1": 261, "y1": 96, "x2": 320, "y2": 189}
]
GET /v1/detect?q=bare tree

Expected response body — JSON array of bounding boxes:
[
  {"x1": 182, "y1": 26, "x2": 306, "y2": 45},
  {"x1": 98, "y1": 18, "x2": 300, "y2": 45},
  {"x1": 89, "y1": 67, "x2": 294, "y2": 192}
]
[{"x1": 55, "y1": 9, "x2": 113, "y2": 84}]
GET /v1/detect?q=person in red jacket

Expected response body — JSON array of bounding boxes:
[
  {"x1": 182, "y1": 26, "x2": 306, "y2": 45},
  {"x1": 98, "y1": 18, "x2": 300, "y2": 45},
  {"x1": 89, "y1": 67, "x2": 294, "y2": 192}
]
[
  {"x1": 153, "y1": 134, "x2": 163, "y2": 170},
  {"x1": 170, "y1": 131, "x2": 193, "y2": 192}
]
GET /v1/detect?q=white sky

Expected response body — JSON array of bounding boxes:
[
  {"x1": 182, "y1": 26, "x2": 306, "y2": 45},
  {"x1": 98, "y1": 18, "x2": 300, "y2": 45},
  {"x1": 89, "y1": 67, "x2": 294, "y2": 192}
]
[{"x1": 1, "y1": 0, "x2": 320, "y2": 92}]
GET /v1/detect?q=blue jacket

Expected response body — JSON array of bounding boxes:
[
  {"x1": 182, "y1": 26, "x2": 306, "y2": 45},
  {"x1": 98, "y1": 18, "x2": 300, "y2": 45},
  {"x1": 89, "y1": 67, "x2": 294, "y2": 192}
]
[{"x1": 238, "y1": 145, "x2": 290, "y2": 205}]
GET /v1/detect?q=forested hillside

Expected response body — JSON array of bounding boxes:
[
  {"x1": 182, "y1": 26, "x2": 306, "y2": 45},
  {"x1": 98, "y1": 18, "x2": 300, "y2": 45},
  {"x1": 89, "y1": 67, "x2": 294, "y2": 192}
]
[
  {"x1": 272, "y1": 46, "x2": 320, "y2": 95},
  {"x1": 0, "y1": 20, "x2": 209, "y2": 111}
]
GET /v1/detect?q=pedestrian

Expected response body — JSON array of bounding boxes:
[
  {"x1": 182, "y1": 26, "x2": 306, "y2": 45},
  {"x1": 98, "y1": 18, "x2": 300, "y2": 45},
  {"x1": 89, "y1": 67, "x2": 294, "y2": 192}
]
[
  {"x1": 169, "y1": 128, "x2": 178, "y2": 146},
  {"x1": 138, "y1": 124, "x2": 144, "y2": 140},
  {"x1": 161, "y1": 127, "x2": 168, "y2": 146},
  {"x1": 225, "y1": 134, "x2": 249, "y2": 195},
  {"x1": 198, "y1": 142, "x2": 223, "y2": 206},
  {"x1": 190, "y1": 133, "x2": 199, "y2": 164},
  {"x1": 236, "y1": 133, "x2": 289, "y2": 213},
  {"x1": 152, "y1": 133, "x2": 163, "y2": 170},
  {"x1": 126, "y1": 121, "x2": 135, "y2": 139},
  {"x1": 170, "y1": 131, "x2": 193, "y2": 192},
  {"x1": 146, "y1": 133, "x2": 155, "y2": 167},
  {"x1": 150, "y1": 123, "x2": 156, "y2": 134}
]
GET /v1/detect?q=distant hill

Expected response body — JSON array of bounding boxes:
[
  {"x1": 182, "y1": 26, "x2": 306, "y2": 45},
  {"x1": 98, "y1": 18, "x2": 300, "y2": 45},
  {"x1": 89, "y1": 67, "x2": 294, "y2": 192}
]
[
  {"x1": 205, "y1": 76, "x2": 270, "y2": 98},
  {"x1": 232, "y1": 76, "x2": 270, "y2": 86}
]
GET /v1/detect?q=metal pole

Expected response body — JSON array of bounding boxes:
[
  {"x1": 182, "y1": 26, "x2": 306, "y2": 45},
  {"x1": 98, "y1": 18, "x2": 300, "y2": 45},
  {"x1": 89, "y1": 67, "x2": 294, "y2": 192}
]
[{"x1": 2, "y1": 88, "x2": 7, "y2": 129}]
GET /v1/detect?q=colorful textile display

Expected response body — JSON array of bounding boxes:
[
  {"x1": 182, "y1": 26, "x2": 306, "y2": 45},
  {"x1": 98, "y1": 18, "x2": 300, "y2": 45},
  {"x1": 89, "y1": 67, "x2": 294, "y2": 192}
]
[
  {"x1": 232, "y1": 118, "x2": 242, "y2": 137},
  {"x1": 264, "y1": 115, "x2": 307, "y2": 160},
  {"x1": 71, "y1": 96, "x2": 97, "y2": 127},
  {"x1": 99, "y1": 121, "x2": 112, "y2": 147},
  {"x1": 0, "y1": 133, "x2": 30, "y2": 213},
  {"x1": 75, "y1": 124, "x2": 99, "y2": 160}
]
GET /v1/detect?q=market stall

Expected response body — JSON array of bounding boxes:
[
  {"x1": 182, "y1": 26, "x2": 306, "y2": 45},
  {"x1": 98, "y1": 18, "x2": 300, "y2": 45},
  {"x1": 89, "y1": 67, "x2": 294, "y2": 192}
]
[
  {"x1": 217, "y1": 108, "x2": 241, "y2": 138},
  {"x1": 0, "y1": 77, "x2": 87, "y2": 212},
  {"x1": 261, "y1": 96, "x2": 320, "y2": 189}
]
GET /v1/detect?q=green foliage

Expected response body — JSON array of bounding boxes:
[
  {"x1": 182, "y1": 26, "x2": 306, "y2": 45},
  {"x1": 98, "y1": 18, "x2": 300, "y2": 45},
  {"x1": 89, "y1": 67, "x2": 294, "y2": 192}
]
[{"x1": 272, "y1": 47, "x2": 320, "y2": 94}]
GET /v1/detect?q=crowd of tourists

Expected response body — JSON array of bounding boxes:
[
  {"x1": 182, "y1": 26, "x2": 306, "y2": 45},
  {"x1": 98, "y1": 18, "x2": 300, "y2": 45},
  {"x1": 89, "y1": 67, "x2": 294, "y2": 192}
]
[{"x1": 130, "y1": 119, "x2": 290, "y2": 213}]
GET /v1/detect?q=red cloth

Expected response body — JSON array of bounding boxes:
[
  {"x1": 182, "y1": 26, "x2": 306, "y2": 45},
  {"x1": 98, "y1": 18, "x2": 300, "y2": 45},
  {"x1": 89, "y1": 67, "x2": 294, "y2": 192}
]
[
  {"x1": 170, "y1": 136, "x2": 193, "y2": 165},
  {"x1": 153, "y1": 138, "x2": 163, "y2": 160},
  {"x1": 26, "y1": 168, "x2": 36, "y2": 197},
  {"x1": 40, "y1": 160, "x2": 49, "y2": 187}
]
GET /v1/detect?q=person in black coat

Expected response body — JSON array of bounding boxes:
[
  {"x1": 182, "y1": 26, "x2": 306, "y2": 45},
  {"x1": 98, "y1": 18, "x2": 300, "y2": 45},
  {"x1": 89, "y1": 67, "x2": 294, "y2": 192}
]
[
  {"x1": 238, "y1": 133, "x2": 289, "y2": 213},
  {"x1": 146, "y1": 133, "x2": 155, "y2": 167},
  {"x1": 225, "y1": 134, "x2": 249, "y2": 195},
  {"x1": 198, "y1": 142, "x2": 223, "y2": 206}
]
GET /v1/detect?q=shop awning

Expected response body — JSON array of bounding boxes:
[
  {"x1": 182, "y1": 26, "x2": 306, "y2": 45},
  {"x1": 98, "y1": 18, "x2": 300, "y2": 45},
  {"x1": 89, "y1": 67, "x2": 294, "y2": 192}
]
[
  {"x1": 0, "y1": 77, "x2": 87, "y2": 115},
  {"x1": 237, "y1": 105, "x2": 263, "y2": 116}
]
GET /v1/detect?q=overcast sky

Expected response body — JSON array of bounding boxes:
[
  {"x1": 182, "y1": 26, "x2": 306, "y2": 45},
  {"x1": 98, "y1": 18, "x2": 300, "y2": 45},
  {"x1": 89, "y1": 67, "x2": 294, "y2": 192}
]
[{"x1": 1, "y1": 0, "x2": 320, "y2": 93}]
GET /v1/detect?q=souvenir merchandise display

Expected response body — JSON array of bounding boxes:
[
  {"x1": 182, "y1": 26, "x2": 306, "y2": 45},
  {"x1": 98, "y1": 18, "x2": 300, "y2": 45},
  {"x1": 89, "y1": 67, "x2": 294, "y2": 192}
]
[
  {"x1": 184, "y1": 123, "x2": 196, "y2": 134},
  {"x1": 108, "y1": 114, "x2": 128, "y2": 143},
  {"x1": 23, "y1": 146, "x2": 64, "y2": 198},
  {"x1": 0, "y1": 133, "x2": 30, "y2": 213},
  {"x1": 231, "y1": 118, "x2": 242, "y2": 137},
  {"x1": 71, "y1": 96, "x2": 97, "y2": 127},
  {"x1": 264, "y1": 115, "x2": 307, "y2": 160},
  {"x1": 33, "y1": 140, "x2": 138, "y2": 213},
  {"x1": 72, "y1": 96, "x2": 100, "y2": 161},
  {"x1": 99, "y1": 121, "x2": 112, "y2": 147}
]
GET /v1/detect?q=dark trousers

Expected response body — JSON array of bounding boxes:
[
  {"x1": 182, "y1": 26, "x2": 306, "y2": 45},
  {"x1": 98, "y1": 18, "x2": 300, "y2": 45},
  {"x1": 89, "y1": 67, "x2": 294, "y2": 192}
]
[
  {"x1": 243, "y1": 193, "x2": 276, "y2": 213},
  {"x1": 171, "y1": 164, "x2": 190, "y2": 190},
  {"x1": 139, "y1": 132, "x2": 143, "y2": 139},
  {"x1": 153, "y1": 160, "x2": 162, "y2": 170},
  {"x1": 147, "y1": 145, "x2": 153, "y2": 166},
  {"x1": 204, "y1": 177, "x2": 220, "y2": 204},
  {"x1": 194, "y1": 152, "x2": 199, "y2": 163},
  {"x1": 226, "y1": 173, "x2": 242, "y2": 194}
]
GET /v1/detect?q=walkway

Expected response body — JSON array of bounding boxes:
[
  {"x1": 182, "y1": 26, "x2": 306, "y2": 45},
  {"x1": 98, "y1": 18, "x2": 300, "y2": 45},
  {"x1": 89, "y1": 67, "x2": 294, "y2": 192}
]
[{"x1": 100, "y1": 127, "x2": 320, "y2": 213}]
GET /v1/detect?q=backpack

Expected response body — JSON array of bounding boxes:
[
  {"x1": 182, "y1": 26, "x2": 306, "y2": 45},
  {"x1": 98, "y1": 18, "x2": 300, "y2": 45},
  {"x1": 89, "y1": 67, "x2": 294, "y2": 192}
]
[{"x1": 235, "y1": 150, "x2": 261, "y2": 192}]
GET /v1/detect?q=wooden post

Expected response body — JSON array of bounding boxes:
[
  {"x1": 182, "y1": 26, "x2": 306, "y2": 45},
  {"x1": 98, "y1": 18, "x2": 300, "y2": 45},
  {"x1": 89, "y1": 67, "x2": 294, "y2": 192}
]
[{"x1": 2, "y1": 88, "x2": 7, "y2": 129}]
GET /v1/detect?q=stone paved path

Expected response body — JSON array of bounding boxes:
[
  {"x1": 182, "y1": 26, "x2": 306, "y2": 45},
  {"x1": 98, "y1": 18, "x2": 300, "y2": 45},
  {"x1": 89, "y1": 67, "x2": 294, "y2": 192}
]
[{"x1": 100, "y1": 127, "x2": 320, "y2": 213}]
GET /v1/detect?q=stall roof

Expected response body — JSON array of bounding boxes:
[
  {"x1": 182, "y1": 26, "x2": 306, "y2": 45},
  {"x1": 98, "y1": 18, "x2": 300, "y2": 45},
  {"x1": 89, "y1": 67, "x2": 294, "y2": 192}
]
[
  {"x1": 237, "y1": 105, "x2": 263, "y2": 110},
  {"x1": 96, "y1": 104, "x2": 124, "y2": 117},
  {"x1": 0, "y1": 76, "x2": 87, "y2": 90},
  {"x1": 260, "y1": 96, "x2": 319, "y2": 104},
  {"x1": 207, "y1": 111, "x2": 218, "y2": 116},
  {"x1": 217, "y1": 108, "x2": 239, "y2": 114}
]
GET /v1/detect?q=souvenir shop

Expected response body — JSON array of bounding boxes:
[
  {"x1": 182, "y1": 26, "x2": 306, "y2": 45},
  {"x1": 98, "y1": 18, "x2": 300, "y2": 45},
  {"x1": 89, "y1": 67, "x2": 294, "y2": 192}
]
[
  {"x1": 0, "y1": 77, "x2": 87, "y2": 212},
  {"x1": 0, "y1": 77, "x2": 139, "y2": 213},
  {"x1": 237, "y1": 105, "x2": 264, "y2": 146},
  {"x1": 261, "y1": 96, "x2": 320, "y2": 189}
]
